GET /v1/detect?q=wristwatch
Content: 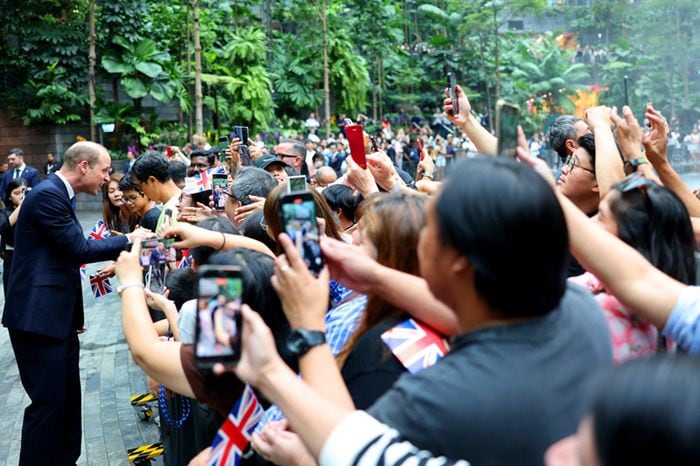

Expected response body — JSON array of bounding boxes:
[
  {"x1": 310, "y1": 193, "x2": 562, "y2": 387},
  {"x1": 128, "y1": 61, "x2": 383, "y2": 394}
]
[
  {"x1": 287, "y1": 329, "x2": 326, "y2": 356},
  {"x1": 624, "y1": 157, "x2": 649, "y2": 175}
]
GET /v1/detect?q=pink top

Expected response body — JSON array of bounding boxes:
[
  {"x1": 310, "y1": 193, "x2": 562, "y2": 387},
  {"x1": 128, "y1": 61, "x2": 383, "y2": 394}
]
[{"x1": 569, "y1": 272, "x2": 673, "y2": 364}]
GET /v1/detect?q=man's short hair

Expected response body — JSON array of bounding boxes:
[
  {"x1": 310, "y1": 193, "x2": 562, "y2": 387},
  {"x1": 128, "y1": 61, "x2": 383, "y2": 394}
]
[
  {"x1": 279, "y1": 139, "x2": 305, "y2": 158},
  {"x1": 62, "y1": 141, "x2": 104, "y2": 169},
  {"x1": 230, "y1": 167, "x2": 277, "y2": 205},
  {"x1": 131, "y1": 151, "x2": 171, "y2": 183},
  {"x1": 547, "y1": 115, "x2": 580, "y2": 161},
  {"x1": 8, "y1": 148, "x2": 24, "y2": 158},
  {"x1": 168, "y1": 161, "x2": 187, "y2": 185},
  {"x1": 577, "y1": 133, "x2": 596, "y2": 167},
  {"x1": 117, "y1": 173, "x2": 141, "y2": 193},
  {"x1": 436, "y1": 157, "x2": 568, "y2": 319}
]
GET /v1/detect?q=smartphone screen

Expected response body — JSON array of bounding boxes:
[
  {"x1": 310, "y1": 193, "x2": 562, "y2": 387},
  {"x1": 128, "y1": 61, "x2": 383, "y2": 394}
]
[
  {"x1": 279, "y1": 192, "x2": 324, "y2": 276},
  {"x1": 218, "y1": 136, "x2": 229, "y2": 153},
  {"x1": 195, "y1": 265, "x2": 243, "y2": 368},
  {"x1": 234, "y1": 126, "x2": 252, "y2": 166},
  {"x1": 345, "y1": 124, "x2": 367, "y2": 169},
  {"x1": 287, "y1": 175, "x2": 307, "y2": 193},
  {"x1": 140, "y1": 237, "x2": 176, "y2": 292},
  {"x1": 448, "y1": 72, "x2": 459, "y2": 116},
  {"x1": 496, "y1": 100, "x2": 520, "y2": 158},
  {"x1": 212, "y1": 174, "x2": 228, "y2": 211}
]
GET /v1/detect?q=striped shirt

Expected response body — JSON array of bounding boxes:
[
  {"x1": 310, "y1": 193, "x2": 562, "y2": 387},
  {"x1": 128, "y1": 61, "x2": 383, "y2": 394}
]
[{"x1": 320, "y1": 411, "x2": 470, "y2": 466}]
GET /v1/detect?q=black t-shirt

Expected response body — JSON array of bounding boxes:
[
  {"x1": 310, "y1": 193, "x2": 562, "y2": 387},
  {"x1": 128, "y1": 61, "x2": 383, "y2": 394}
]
[
  {"x1": 341, "y1": 317, "x2": 407, "y2": 410},
  {"x1": 140, "y1": 205, "x2": 161, "y2": 232},
  {"x1": 368, "y1": 284, "x2": 612, "y2": 466}
]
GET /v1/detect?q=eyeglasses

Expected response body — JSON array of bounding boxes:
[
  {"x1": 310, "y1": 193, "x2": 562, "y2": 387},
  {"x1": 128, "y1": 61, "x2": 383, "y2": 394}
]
[
  {"x1": 259, "y1": 215, "x2": 268, "y2": 230},
  {"x1": 615, "y1": 172, "x2": 656, "y2": 193},
  {"x1": 564, "y1": 155, "x2": 595, "y2": 175},
  {"x1": 122, "y1": 194, "x2": 141, "y2": 204},
  {"x1": 275, "y1": 153, "x2": 298, "y2": 160}
]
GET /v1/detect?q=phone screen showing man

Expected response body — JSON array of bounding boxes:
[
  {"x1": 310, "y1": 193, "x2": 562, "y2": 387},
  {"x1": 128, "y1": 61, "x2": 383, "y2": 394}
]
[
  {"x1": 280, "y1": 193, "x2": 324, "y2": 276},
  {"x1": 195, "y1": 267, "x2": 243, "y2": 367},
  {"x1": 212, "y1": 174, "x2": 228, "y2": 211}
]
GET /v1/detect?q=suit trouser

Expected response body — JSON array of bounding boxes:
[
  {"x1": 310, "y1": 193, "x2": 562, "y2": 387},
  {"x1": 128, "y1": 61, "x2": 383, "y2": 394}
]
[{"x1": 9, "y1": 329, "x2": 81, "y2": 466}]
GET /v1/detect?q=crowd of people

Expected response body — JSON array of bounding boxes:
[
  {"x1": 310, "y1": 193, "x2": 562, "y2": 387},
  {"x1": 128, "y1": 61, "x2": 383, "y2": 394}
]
[{"x1": 4, "y1": 78, "x2": 700, "y2": 466}]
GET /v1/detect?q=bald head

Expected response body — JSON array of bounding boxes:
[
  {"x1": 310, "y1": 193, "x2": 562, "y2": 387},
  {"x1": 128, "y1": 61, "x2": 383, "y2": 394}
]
[
  {"x1": 62, "y1": 141, "x2": 108, "y2": 170},
  {"x1": 314, "y1": 166, "x2": 337, "y2": 188}
]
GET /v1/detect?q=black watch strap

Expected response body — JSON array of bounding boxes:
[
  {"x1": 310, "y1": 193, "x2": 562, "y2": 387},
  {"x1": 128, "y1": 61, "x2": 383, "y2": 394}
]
[
  {"x1": 624, "y1": 157, "x2": 648, "y2": 175},
  {"x1": 287, "y1": 329, "x2": 326, "y2": 356}
]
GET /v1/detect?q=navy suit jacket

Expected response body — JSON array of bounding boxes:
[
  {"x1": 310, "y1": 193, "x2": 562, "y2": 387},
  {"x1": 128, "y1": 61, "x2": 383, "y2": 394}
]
[
  {"x1": 2, "y1": 174, "x2": 129, "y2": 339},
  {"x1": 0, "y1": 165, "x2": 41, "y2": 197}
]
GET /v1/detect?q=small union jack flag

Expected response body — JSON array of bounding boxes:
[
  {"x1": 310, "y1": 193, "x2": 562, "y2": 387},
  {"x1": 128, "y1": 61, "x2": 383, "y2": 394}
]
[
  {"x1": 381, "y1": 318, "x2": 450, "y2": 374},
  {"x1": 184, "y1": 167, "x2": 227, "y2": 194},
  {"x1": 177, "y1": 254, "x2": 191, "y2": 269},
  {"x1": 207, "y1": 385, "x2": 263, "y2": 466},
  {"x1": 89, "y1": 219, "x2": 111, "y2": 240},
  {"x1": 89, "y1": 274, "x2": 113, "y2": 298},
  {"x1": 80, "y1": 264, "x2": 87, "y2": 282}
]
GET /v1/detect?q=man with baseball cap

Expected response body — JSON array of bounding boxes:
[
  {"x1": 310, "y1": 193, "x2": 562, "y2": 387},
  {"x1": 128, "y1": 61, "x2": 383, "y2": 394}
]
[{"x1": 254, "y1": 154, "x2": 290, "y2": 184}]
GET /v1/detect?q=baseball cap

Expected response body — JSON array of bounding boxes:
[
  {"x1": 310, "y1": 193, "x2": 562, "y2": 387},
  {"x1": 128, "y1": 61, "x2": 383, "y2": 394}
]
[{"x1": 254, "y1": 154, "x2": 289, "y2": 171}]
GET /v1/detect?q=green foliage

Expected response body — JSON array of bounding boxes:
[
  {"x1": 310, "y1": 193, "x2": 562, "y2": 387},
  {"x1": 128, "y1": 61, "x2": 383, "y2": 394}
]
[{"x1": 24, "y1": 63, "x2": 88, "y2": 125}]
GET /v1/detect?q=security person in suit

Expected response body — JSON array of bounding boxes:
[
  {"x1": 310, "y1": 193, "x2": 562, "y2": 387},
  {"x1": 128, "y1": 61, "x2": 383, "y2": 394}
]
[
  {"x1": 2, "y1": 141, "x2": 147, "y2": 466},
  {"x1": 0, "y1": 148, "x2": 41, "y2": 196}
]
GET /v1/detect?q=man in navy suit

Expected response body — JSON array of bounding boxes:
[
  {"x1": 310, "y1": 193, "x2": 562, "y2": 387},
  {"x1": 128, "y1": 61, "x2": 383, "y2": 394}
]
[
  {"x1": 0, "y1": 148, "x2": 41, "y2": 197},
  {"x1": 3, "y1": 141, "x2": 146, "y2": 466}
]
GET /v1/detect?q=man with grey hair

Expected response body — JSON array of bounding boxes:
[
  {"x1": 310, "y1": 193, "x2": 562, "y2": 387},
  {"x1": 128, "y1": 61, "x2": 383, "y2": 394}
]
[
  {"x1": 3, "y1": 141, "x2": 147, "y2": 466},
  {"x1": 274, "y1": 138, "x2": 308, "y2": 179},
  {"x1": 547, "y1": 115, "x2": 591, "y2": 162},
  {"x1": 225, "y1": 166, "x2": 277, "y2": 228}
]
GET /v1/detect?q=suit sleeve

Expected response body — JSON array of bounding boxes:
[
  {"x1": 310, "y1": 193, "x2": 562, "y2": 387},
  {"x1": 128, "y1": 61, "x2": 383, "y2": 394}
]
[
  {"x1": 27, "y1": 168, "x2": 41, "y2": 187},
  {"x1": 31, "y1": 189, "x2": 128, "y2": 264}
]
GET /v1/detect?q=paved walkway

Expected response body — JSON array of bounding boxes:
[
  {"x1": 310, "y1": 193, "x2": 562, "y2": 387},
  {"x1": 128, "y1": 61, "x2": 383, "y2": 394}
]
[{"x1": 0, "y1": 210, "x2": 161, "y2": 466}]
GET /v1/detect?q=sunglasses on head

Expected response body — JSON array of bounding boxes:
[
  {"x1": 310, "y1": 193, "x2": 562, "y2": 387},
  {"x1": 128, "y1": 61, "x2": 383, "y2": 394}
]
[{"x1": 615, "y1": 172, "x2": 656, "y2": 193}]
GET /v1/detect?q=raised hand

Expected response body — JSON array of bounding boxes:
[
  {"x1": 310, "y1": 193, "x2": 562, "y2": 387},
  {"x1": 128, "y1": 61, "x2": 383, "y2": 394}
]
[
  {"x1": 442, "y1": 84, "x2": 472, "y2": 127},
  {"x1": 642, "y1": 104, "x2": 670, "y2": 166}
]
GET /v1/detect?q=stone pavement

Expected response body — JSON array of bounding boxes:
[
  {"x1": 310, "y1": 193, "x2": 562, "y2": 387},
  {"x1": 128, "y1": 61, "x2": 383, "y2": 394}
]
[{"x1": 0, "y1": 210, "x2": 161, "y2": 466}]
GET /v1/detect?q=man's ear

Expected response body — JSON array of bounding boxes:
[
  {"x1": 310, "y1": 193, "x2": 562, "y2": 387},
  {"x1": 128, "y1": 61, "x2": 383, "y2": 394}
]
[{"x1": 565, "y1": 138, "x2": 577, "y2": 155}]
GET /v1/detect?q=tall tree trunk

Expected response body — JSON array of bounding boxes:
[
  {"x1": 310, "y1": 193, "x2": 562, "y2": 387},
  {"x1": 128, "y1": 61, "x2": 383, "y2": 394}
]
[
  {"x1": 193, "y1": 0, "x2": 204, "y2": 136},
  {"x1": 88, "y1": 0, "x2": 97, "y2": 142},
  {"x1": 371, "y1": 57, "x2": 377, "y2": 122},
  {"x1": 479, "y1": 33, "x2": 494, "y2": 132},
  {"x1": 321, "y1": 0, "x2": 331, "y2": 138},
  {"x1": 378, "y1": 57, "x2": 384, "y2": 121},
  {"x1": 492, "y1": 3, "x2": 501, "y2": 105},
  {"x1": 186, "y1": 1, "x2": 193, "y2": 139}
]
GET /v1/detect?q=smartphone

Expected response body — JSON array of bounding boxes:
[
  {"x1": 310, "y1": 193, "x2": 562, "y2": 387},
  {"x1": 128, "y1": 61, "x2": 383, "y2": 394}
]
[
  {"x1": 345, "y1": 124, "x2": 367, "y2": 169},
  {"x1": 212, "y1": 173, "x2": 228, "y2": 211},
  {"x1": 218, "y1": 136, "x2": 229, "y2": 154},
  {"x1": 496, "y1": 99, "x2": 520, "y2": 158},
  {"x1": 416, "y1": 139, "x2": 425, "y2": 161},
  {"x1": 166, "y1": 146, "x2": 173, "y2": 159},
  {"x1": 233, "y1": 126, "x2": 252, "y2": 166},
  {"x1": 279, "y1": 192, "x2": 324, "y2": 276},
  {"x1": 195, "y1": 265, "x2": 243, "y2": 368},
  {"x1": 287, "y1": 175, "x2": 307, "y2": 193},
  {"x1": 623, "y1": 75, "x2": 629, "y2": 107},
  {"x1": 369, "y1": 135, "x2": 379, "y2": 152},
  {"x1": 140, "y1": 237, "x2": 177, "y2": 267},
  {"x1": 448, "y1": 72, "x2": 459, "y2": 116}
]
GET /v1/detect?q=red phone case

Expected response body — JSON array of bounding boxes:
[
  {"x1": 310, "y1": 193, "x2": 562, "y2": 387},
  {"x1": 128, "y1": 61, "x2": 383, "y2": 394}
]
[
  {"x1": 345, "y1": 124, "x2": 367, "y2": 169},
  {"x1": 416, "y1": 139, "x2": 425, "y2": 161}
]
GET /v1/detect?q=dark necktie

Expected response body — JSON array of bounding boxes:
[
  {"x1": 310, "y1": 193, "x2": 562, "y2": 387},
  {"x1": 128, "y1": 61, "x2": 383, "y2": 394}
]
[
  {"x1": 13, "y1": 169, "x2": 20, "y2": 180},
  {"x1": 70, "y1": 196, "x2": 77, "y2": 212}
]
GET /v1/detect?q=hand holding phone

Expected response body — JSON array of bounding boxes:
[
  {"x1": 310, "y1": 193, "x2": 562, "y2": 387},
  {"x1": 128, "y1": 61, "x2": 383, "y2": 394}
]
[
  {"x1": 234, "y1": 126, "x2": 252, "y2": 166},
  {"x1": 416, "y1": 139, "x2": 425, "y2": 161}
]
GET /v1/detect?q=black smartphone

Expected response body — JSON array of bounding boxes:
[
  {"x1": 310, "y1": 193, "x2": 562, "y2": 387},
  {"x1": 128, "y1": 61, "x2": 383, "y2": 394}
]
[
  {"x1": 195, "y1": 265, "x2": 243, "y2": 369},
  {"x1": 369, "y1": 135, "x2": 379, "y2": 152},
  {"x1": 623, "y1": 75, "x2": 629, "y2": 107},
  {"x1": 233, "y1": 126, "x2": 252, "y2": 166},
  {"x1": 448, "y1": 72, "x2": 459, "y2": 116},
  {"x1": 496, "y1": 99, "x2": 521, "y2": 158},
  {"x1": 218, "y1": 136, "x2": 229, "y2": 154},
  {"x1": 279, "y1": 192, "x2": 324, "y2": 276},
  {"x1": 212, "y1": 174, "x2": 228, "y2": 211}
]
